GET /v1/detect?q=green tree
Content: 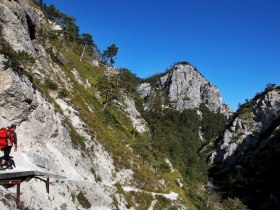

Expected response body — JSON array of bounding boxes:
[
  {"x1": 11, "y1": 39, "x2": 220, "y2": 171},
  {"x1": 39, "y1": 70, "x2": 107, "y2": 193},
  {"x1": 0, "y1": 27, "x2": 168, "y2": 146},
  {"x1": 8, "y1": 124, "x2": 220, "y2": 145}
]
[
  {"x1": 265, "y1": 83, "x2": 276, "y2": 91},
  {"x1": 45, "y1": 4, "x2": 61, "y2": 20},
  {"x1": 95, "y1": 75, "x2": 119, "y2": 111},
  {"x1": 199, "y1": 103, "x2": 227, "y2": 141},
  {"x1": 61, "y1": 15, "x2": 79, "y2": 43},
  {"x1": 39, "y1": 0, "x2": 43, "y2": 8},
  {"x1": 102, "y1": 44, "x2": 118, "y2": 66},
  {"x1": 222, "y1": 197, "x2": 248, "y2": 210},
  {"x1": 79, "y1": 33, "x2": 96, "y2": 61},
  {"x1": 44, "y1": 4, "x2": 79, "y2": 43},
  {"x1": 43, "y1": 2, "x2": 47, "y2": 10},
  {"x1": 32, "y1": 0, "x2": 43, "y2": 8},
  {"x1": 81, "y1": 33, "x2": 95, "y2": 48},
  {"x1": 116, "y1": 68, "x2": 139, "y2": 93}
]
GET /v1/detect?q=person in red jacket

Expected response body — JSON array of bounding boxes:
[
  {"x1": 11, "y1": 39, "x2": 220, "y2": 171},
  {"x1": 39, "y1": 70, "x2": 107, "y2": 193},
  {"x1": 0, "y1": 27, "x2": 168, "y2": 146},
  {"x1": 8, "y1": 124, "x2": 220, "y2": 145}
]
[{"x1": 0, "y1": 124, "x2": 17, "y2": 170}]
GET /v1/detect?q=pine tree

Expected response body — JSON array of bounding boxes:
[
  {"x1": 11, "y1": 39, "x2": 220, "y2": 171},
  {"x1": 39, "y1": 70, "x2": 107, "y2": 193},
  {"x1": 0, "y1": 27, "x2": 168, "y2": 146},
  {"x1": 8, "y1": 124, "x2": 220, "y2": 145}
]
[
  {"x1": 79, "y1": 33, "x2": 96, "y2": 61},
  {"x1": 39, "y1": 0, "x2": 43, "y2": 8},
  {"x1": 102, "y1": 44, "x2": 118, "y2": 66}
]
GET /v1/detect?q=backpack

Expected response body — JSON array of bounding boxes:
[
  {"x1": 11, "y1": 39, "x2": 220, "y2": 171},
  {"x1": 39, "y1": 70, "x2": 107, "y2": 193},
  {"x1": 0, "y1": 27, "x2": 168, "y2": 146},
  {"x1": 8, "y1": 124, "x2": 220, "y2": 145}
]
[{"x1": 0, "y1": 128, "x2": 10, "y2": 149}]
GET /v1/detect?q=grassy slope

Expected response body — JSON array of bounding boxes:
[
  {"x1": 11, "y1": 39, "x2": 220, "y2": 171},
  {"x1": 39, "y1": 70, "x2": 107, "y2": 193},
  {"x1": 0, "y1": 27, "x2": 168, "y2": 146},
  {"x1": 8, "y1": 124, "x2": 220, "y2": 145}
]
[
  {"x1": 22, "y1": 2, "x2": 236, "y2": 208},
  {"x1": 36, "y1": 33, "x2": 194, "y2": 208}
]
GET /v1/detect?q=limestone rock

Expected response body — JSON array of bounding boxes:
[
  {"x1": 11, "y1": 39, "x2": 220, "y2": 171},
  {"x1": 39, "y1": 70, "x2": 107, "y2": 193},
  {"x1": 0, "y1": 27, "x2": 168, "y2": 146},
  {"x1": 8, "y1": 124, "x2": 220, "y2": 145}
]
[
  {"x1": 137, "y1": 82, "x2": 154, "y2": 104},
  {"x1": 52, "y1": 48, "x2": 69, "y2": 65},
  {"x1": 210, "y1": 88, "x2": 280, "y2": 167},
  {"x1": 123, "y1": 95, "x2": 148, "y2": 133},
  {"x1": 0, "y1": 69, "x2": 38, "y2": 125},
  {"x1": 176, "y1": 178, "x2": 184, "y2": 188},
  {"x1": 71, "y1": 68, "x2": 91, "y2": 88},
  {"x1": 0, "y1": 2, "x2": 125, "y2": 208},
  {"x1": 137, "y1": 63, "x2": 231, "y2": 115},
  {"x1": 48, "y1": 20, "x2": 62, "y2": 31},
  {"x1": 0, "y1": 0, "x2": 200, "y2": 209},
  {"x1": 0, "y1": 0, "x2": 45, "y2": 56},
  {"x1": 0, "y1": 69, "x2": 119, "y2": 209},
  {"x1": 91, "y1": 59, "x2": 99, "y2": 67}
]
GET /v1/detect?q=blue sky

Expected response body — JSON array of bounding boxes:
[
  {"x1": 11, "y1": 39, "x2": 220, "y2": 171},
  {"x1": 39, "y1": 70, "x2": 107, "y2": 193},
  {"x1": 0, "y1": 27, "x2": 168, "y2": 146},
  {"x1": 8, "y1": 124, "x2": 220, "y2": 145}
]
[{"x1": 44, "y1": 0, "x2": 280, "y2": 111}]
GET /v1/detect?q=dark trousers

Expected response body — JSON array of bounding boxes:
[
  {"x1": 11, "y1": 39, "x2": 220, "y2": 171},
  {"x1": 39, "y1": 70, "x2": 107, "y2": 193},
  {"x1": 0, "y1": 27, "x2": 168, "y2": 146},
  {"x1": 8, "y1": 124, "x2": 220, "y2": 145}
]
[{"x1": 3, "y1": 146, "x2": 12, "y2": 162}]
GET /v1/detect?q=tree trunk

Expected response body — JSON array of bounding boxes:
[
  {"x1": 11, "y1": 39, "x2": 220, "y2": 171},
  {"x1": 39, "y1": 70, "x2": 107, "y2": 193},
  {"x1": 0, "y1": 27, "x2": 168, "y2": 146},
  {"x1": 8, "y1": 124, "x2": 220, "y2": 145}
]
[{"x1": 80, "y1": 45, "x2": 86, "y2": 62}]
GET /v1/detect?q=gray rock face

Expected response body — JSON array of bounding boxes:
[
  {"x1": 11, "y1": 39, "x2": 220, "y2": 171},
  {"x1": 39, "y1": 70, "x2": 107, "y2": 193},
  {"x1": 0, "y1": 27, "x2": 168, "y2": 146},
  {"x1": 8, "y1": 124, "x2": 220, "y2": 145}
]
[
  {"x1": 210, "y1": 88, "x2": 280, "y2": 167},
  {"x1": 0, "y1": 0, "x2": 45, "y2": 56},
  {"x1": 253, "y1": 89, "x2": 280, "y2": 130},
  {"x1": 0, "y1": 1, "x2": 216, "y2": 209},
  {"x1": 138, "y1": 64, "x2": 231, "y2": 115},
  {"x1": 52, "y1": 48, "x2": 69, "y2": 65},
  {"x1": 123, "y1": 95, "x2": 148, "y2": 133},
  {"x1": 0, "y1": 67, "x2": 120, "y2": 209},
  {"x1": 137, "y1": 82, "x2": 155, "y2": 109},
  {"x1": 0, "y1": 68, "x2": 38, "y2": 125},
  {"x1": 0, "y1": 1, "x2": 127, "y2": 209}
]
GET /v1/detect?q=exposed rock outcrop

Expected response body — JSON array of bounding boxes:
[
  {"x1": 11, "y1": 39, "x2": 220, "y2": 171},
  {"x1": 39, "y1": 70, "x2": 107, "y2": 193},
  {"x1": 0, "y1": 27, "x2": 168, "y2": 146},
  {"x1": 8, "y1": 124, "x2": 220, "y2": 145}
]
[
  {"x1": 0, "y1": 68, "x2": 37, "y2": 125},
  {"x1": 209, "y1": 87, "x2": 280, "y2": 210},
  {"x1": 210, "y1": 88, "x2": 280, "y2": 167},
  {"x1": 0, "y1": 1, "x2": 187, "y2": 209},
  {"x1": 138, "y1": 63, "x2": 231, "y2": 116},
  {"x1": 0, "y1": 0, "x2": 45, "y2": 56},
  {"x1": 123, "y1": 95, "x2": 148, "y2": 133},
  {"x1": 0, "y1": 1, "x2": 125, "y2": 209},
  {"x1": 0, "y1": 68, "x2": 121, "y2": 209}
]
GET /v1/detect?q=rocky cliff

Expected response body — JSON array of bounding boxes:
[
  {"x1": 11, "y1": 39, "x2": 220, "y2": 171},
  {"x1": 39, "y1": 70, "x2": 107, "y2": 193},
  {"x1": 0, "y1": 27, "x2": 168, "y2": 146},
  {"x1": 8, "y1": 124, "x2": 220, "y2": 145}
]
[
  {"x1": 210, "y1": 87, "x2": 280, "y2": 166},
  {"x1": 210, "y1": 86, "x2": 280, "y2": 209},
  {"x1": 0, "y1": 0, "x2": 187, "y2": 209},
  {"x1": 137, "y1": 63, "x2": 231, "y2": 116},
  {"x1": 0, "y1": 1, "x2": 125, "y2": 209},
  {"x1": 0, "y1": 0, "x2": 261, "y2": 209}
]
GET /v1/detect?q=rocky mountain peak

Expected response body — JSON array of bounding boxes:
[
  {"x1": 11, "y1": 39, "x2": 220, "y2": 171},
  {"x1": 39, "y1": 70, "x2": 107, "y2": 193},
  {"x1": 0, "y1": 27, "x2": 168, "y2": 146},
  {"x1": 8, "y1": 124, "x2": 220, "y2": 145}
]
[
  {"x1": 138, "y1": 62, "x2": 231, "y2": 115},
  {"x1": 210, "y1": 87, "x2": 280, "y2": 166}
]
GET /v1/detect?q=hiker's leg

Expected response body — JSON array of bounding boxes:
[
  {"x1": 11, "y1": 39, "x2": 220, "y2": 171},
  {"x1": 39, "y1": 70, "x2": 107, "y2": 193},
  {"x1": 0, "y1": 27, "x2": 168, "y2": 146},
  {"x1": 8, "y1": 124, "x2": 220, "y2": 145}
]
[
  {"x1": 4, "y1": 147, "x2": 13, "y2": 169},
  {"x1": 3, "y1": 147, "x2": 11, "y2": 165},
  {"x1": 0, "y1": 159, "x2": 5, "y2": 170},
  {"x1": 0, "y1": 148, "x2": 8, "y2": 169}
]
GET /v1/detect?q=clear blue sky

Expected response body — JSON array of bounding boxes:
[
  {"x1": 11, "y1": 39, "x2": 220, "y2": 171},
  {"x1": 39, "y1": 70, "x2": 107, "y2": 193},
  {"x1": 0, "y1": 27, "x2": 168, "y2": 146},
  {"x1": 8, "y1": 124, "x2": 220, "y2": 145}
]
[{"x1": 44, "y1": 0, "x2": 280, "y2": 111}]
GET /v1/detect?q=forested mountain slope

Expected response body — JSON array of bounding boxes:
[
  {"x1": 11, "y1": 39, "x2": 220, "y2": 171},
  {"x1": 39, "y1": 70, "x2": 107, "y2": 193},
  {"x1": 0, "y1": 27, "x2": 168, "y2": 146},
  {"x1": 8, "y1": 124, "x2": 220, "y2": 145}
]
[{"x1": 210, "y1": 85, "x2": 280, "y2": 210}]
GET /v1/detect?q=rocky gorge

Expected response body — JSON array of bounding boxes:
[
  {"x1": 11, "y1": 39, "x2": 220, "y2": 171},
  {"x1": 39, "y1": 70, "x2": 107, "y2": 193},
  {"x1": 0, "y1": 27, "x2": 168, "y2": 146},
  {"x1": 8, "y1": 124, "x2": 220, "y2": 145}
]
[
  {"x1": 209, "y1": 86, "x2": 280, "y2": 209},
  {"x1": 0, "y1": 0, "x2": 279, "y2": 210}
]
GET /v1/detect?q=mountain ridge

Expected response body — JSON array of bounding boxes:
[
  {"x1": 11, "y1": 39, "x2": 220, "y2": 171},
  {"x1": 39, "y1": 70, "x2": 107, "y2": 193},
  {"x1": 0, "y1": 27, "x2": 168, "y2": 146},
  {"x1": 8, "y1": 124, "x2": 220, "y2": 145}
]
[{"x1": 1, "y1": 0, "x2": 277, "y2": 210}]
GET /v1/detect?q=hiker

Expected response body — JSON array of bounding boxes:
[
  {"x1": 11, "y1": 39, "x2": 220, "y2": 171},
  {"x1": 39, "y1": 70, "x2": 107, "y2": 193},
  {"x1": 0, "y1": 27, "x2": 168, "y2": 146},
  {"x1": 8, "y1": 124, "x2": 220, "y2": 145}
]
[{"x1": 0, "y1": 124, "x2": 17, "y2": 170}]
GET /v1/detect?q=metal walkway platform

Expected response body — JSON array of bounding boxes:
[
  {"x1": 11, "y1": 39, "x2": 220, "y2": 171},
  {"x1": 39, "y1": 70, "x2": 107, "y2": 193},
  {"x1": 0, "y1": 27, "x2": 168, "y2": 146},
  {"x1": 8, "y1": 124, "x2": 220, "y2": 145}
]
[
  {"x1": 0, "y1": 169, "x2": 65, "y2": 180},
  {"x1": 0, "y1": 169, "x2": 66, "y2": 206}
]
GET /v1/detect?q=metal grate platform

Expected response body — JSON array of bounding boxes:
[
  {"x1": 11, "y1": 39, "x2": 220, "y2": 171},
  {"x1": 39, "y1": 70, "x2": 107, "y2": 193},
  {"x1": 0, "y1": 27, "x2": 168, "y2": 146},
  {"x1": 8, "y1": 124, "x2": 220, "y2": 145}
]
[{"x1": 0, "y1": 170, "x2": 66, "y2": 206}]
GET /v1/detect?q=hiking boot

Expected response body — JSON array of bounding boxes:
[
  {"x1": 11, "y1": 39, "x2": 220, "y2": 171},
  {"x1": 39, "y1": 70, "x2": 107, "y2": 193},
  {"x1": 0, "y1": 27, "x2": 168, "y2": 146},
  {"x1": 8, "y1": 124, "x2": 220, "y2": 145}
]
[
  {"x1": 6, "y1": 166, "x2": 13, "y2": 170},
  {"x1": 0, "y1": 166, "x2": 6, "y2": 171}
]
